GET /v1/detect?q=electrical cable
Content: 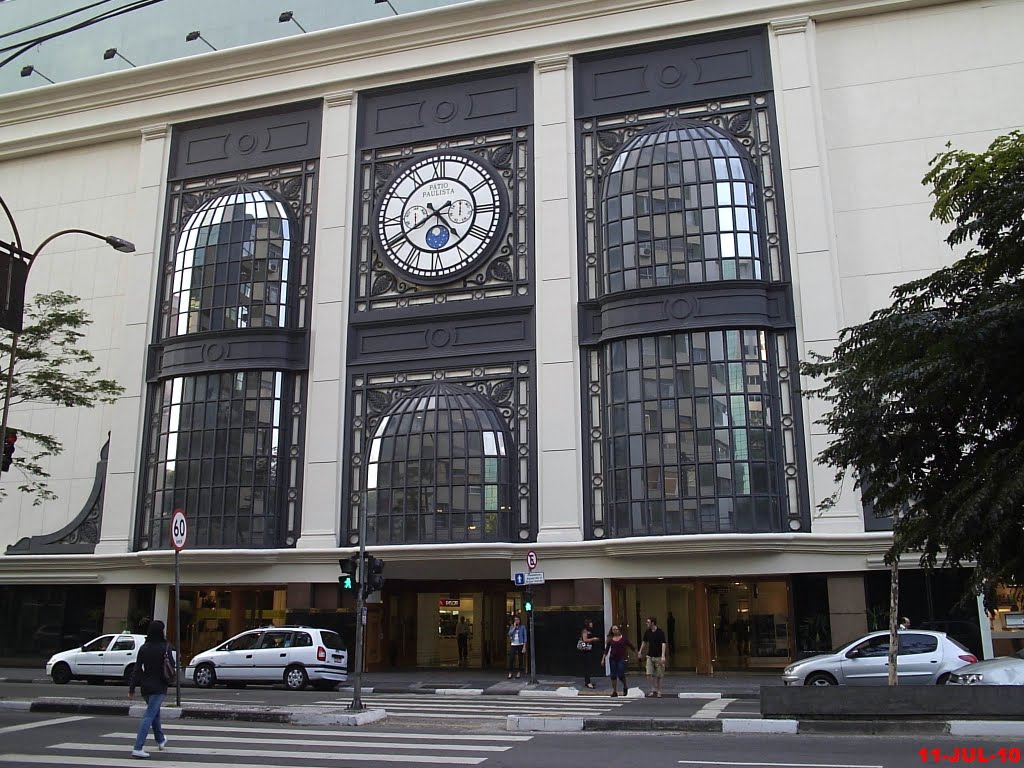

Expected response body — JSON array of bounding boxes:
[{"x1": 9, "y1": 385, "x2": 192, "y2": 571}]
[
  {"x1": 0, "y1": 0, "x2": 167, "y2": 70},
  {"x1": 0, "y1": 0, "x2": 122, "y2": 42}
]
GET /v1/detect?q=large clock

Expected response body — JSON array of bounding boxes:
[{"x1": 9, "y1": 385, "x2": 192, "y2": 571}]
[{"x1": 374, "y1": 149, "x2": 509, "y2": 284}]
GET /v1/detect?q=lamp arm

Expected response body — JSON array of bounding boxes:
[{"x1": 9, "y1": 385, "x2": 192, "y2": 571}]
[{"x1": 0, "y1": 194, "x2": 23, "y2": 250}]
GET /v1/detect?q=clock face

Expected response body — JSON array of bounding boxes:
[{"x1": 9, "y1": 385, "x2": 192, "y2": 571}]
[{"x1": 374, "y1": 150, "x2": 508, "y2": 283}]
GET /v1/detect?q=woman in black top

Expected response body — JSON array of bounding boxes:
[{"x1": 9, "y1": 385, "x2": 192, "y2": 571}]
[
  {"x1": 578, "y1": 618, "x2": 600, "y2": 689},
  {"x1": 128, "y1": 620, "x2": 171, "y2": 758}
]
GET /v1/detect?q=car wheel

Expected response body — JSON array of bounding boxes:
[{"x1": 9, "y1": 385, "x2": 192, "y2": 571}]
[
  {"x1": 123, "y1": 664, "x2": 135, "y2": 685},
  {"x1": 805, "y1": 672, "x2": 838, "y2": 686},
  {"x1": 312, "y1": 680, "x2": 338, "y2": 692},
  {"x1": 51, "y1": 663, "x2": 72, "y2": 685},
  {"x1": 936, "y1": 673, "x2": 951, "y2": 686},
  {"x1": 193, "y1": 663, "x2": 217, "y2": 689},
  {"x1": 284, "y1": 664, "x2": 309, "y2": 691}
]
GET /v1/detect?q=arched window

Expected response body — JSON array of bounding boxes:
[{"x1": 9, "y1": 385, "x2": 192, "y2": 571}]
[
  {"x1": 163, "y1": 186, "x2": 294, "y2": 339},
  {"x1": 601, "y1": 119, "x2": 762, "y2": 294},
  {"x1": 364, "y1": 382, "x2": 515, "y2": 544}
]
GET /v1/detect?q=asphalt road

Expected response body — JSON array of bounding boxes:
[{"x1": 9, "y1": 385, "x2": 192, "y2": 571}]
[{"x1": 0, "y1": 711, "x2": 1017, "y2": 768}]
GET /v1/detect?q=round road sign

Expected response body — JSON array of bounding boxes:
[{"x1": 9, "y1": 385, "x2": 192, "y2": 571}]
[
  {"x1": 171, "y1": 509, "x2": 187, "y2": 551},
  {"x1": 527, "y1": 550, "x2": 538, "y2": 571}
]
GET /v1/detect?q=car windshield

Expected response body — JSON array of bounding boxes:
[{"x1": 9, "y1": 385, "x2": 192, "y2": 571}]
[{"x1": 320, "y1": 630, "x2": 345, "y2": 651}]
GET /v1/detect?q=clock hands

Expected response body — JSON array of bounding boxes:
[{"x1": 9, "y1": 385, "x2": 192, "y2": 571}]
[{"x1": 427, "y1": 201, "x2": 457, "y2": 235}]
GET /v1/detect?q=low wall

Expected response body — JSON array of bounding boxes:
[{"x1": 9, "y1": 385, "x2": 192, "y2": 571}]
[{"x1": 762, "y1": 686, "x2": 1024, "y2": 720}]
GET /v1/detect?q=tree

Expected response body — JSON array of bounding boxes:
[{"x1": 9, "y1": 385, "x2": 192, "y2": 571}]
[
  {"x1": 0, "y1": 291, "x2": 125, "y2": 504},
  {"x1": 802, "y1": 131, "x2": 1024, "y2": 679}
]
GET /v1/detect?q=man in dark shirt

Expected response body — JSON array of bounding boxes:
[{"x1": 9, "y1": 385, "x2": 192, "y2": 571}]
[{"x1": 639, "y1": 616, "x2": 667, "y2": 697}]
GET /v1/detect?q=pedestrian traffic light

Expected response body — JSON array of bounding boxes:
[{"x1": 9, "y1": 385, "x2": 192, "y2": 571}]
[
  {"x1": 339, "y1": 557, "x2": 359, "y2": 592},
  {"x1": 523, "y1": 590, "x2": 534, "y2": 612},
  {"x1": 364, "y1": 555, "x2": 386, "y2": 597},
  {"x1": 1, "y1": 430, "x2": 16, "y2": 472}
]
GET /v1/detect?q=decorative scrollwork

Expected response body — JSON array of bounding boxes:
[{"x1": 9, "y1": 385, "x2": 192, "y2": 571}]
[
  {"x1": 488, "y1": 144, "x2": 514, "y2": 170},
  {"x1": 366, "y1": 389, "x2": 393, "y2": 416},
  {"x1": 371, "y1": 272, "x2": 396, "y2": 296},
  {"x1": 181, "y1": 193, "x2": 204, "y2": 218},
  {"x1": 375, "y1": 162, "x2": 397, "y2": 183},
  {"x1": 487, "y1": 259, "x2": 513, "y2": 282},
  {"x1": 280, "y1": 176, "x2": 303, "y2": 201},
  {"x1": 597, "y1": 130, "x2": 623, "y2": 154},
  {"x1": 727, "y1": 111, "x2": 753, "y2": 137},
  {"x1": 490, "y1": 379, "x2": 515, "y2": 405}
]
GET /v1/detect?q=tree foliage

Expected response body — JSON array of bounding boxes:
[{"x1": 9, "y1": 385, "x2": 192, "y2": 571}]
[
  {"x1": 0, "y1": 291, "x2": 124, "y2": 504},
  {"x1": 802, "y1": 131, "x2": 1024, "y2": 599}
]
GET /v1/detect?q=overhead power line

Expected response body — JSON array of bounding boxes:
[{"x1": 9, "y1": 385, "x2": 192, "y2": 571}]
[
  {"x1": 0, "y1": 0, "x2": 168, "y2": 71},
  {"x1": 0, "y1": 0, "x2": 122, "y2": 42}
]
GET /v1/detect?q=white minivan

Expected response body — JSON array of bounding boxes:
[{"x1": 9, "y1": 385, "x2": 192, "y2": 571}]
[{"x1": 185, "y1": 626, "x2": 348, "y2": 691}]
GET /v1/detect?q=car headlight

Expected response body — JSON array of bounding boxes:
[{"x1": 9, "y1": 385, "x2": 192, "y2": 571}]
[
  {"x1": 783, "y1": 666, "x2": 794, "y2": 675},
  {"x1": 955, "y1": 673, "x2": 983, "y2": 685}
]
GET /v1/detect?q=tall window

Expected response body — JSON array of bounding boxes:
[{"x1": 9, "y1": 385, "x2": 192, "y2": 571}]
[
  {"x1": 145, "y1": 371, "x2": 285, "y2": 548},
  {"x1": 364, "y1": 383, "x2": 515, "y2": 544},
  {"x1": 602, "y1": 120, "x2": 761, "y2": 293},
  {"x1": 139, "y1": 186, "x2": 300, "y2": 550},
  {"x1": 596, "y1": 118, "x2": 788, "y2": 537},
  {"x1": 604, "y1": 331, "x2": 780, "y2": 536}
]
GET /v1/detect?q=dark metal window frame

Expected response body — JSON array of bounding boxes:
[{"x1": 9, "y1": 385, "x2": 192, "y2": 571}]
[
  {"x1": 577, "y1": 96, "x2": 809, "y2": 539},
  {"x1": 137, "y1": 159, "x2": 318, "y2": 551},
  {"x1": 364, "y1": 382, "x2": 517, "y2": 544}
]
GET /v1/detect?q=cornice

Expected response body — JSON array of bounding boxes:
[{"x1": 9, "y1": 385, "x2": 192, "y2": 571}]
[
  {"x1": 0, "y1": 532, "x2": 895, "y2": 583},
  {"x1": 0, "y1": 0, "x2": 961, "y2": 160}
]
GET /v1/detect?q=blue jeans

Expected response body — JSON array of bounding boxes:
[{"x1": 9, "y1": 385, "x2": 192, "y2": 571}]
[
  {"x1": 609, "y1": 659, "x2": 627, "y2": 689},
  {"x1": 134, "y1": 693, "x2": 166, "y2": 750}
]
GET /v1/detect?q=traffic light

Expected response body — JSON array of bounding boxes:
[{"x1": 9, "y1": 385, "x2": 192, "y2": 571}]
[
  {"x1": 364, "y1": 555, "x2": 386, "y2": 597},
  {"x1": 338, "y1": 557, "x2": 359, "y2": 593},
  {"x1": 2, "y1": 430, "x2": 16, "y2": 472},
  {"x1": 523, "y1": 590, "x2": 534, "y2": 613}
]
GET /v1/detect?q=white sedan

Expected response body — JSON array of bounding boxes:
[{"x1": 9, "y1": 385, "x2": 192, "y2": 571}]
[
  {"x1": 948, "y1": 648, "x2": 1024, "y2": 685},
  {"x1": 45, "y1": 633, "x2": 148, "y2": 684}
]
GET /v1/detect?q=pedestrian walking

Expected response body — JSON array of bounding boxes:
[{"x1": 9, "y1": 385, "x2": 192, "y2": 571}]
[
  {"x1": 600, "y1": 624, "x2": 636, "y2": 697},
  {"x1": 456, "y1": 616, "x2": 470, "y2": 666},
  {"x1": 128, "y1": 619, "x2": 171, "y2": 758},
  {"x1": 507, "y1": 615, "x2": 527, "y2": 679},
  {"x1": 639, "y1": 616, "x2": 667, "y2": 697},
  {"x1": 578, "y1": 617, "x2": 600, "y2": 689}
]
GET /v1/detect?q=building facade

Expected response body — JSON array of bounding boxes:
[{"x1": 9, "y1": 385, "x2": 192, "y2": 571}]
[{"x1": 1, "y1": 0, "x2": 1019, "y2": 672}]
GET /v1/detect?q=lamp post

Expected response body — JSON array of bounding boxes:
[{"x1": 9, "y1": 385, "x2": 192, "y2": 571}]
[{"x1": 0, "y1": 194, "x2": 135, "y2": 470}]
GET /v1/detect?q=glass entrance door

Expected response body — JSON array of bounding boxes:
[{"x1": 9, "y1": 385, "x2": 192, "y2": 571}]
[{"x1": 707, "y1": 580, "x2": 791, "y2": 669}]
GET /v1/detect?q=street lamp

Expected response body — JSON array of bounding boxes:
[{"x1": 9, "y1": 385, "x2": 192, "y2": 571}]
[{"x1": 0, "y1": 193, "x2": 135, "y2": 475}]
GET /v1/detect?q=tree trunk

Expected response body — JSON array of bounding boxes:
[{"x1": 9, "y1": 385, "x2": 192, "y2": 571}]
[{"x1": 887, "y1": 551, "x2": 899, "y2": 686}]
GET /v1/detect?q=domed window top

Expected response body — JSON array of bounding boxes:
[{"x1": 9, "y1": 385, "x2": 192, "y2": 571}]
[
  {"x1": 164, "y1": 185, "x2": 295, "y2": 339},
  {"x1": 601, "y1": 119, "x2": 763, "y2": 292},
  {"x1": 365, "y1": 382, "x2": 515, "y2": 544}
]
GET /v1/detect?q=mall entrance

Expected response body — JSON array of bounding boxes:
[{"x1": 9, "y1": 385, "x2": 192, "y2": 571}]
[
  {"x1": 376, "y1": 582, "x2": 524, "y2": 671},
  {"x1": 611, "y1": 578, "x2": 793, "y2": 673}
]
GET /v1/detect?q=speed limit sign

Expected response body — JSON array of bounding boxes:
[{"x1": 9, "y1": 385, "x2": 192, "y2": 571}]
[{"x1": 171, "y1": 509, "x2": 187, "y2": 551}]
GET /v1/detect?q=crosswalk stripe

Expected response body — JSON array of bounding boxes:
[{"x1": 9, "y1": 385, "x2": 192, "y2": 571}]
[
  {"x1": 100, "y1": 733, "x2": 512, "y2": 752},
  {"x1": 51, "y1": 744, "x2": 487, "y2": 764},
  {"x1": 2, "y1": 757, "x2": 479, "y2": 768},
  {"x1": 158, "y1": 724, "x2": 532, "y2": 741}
]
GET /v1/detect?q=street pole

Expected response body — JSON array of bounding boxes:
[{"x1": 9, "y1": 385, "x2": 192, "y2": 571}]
[
  {"x1": 348, "y1": 500, "x2": 368, "y2": 710},
  {"x1": 174, "y1": 547, "x2": 182, "y2": 706},
  {"x1": 528, "y1": 609, "x2": 537, "y2": 684}
]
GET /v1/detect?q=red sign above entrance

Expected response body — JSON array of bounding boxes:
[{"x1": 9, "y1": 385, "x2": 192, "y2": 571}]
[{"x1": 438, "y1": 599, "x2": 461, "y2": 607}]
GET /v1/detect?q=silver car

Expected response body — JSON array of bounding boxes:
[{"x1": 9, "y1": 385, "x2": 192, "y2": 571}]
[
  {"x1": 782, "y1": 630, "x2": 977, "y2": 686},
  {"x1": 948, "y1": 648, "x2": 1024, "y2": 685}
]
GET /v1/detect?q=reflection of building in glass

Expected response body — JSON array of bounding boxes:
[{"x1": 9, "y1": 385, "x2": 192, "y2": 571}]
[{"x1": 365, "y1": 383, "x2": 515, "y2": 544}]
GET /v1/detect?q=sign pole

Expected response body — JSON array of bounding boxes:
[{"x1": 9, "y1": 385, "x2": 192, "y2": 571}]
[
  {"x1": 528, "y1": 608, "x2": 537, "y2": 685},
  {"x1": 174, "y1": 546, "x2": 181, "y2": 707},
  {"x1": 170, "y1": 509, "x2": 187, "y2": 708}
]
